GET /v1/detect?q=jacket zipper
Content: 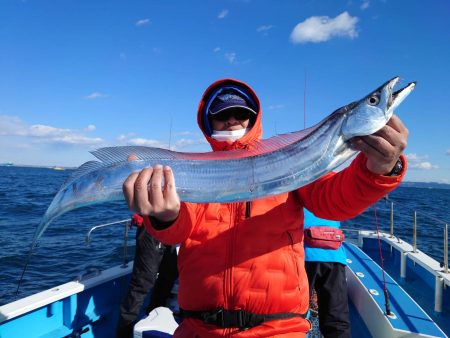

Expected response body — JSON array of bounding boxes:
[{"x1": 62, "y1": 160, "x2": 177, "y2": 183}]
[{"x1": 223, "y1": 202, "x2": 249, "y2": 336}]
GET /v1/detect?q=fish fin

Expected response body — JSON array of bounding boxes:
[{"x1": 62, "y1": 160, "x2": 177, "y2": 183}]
[
  {"x1": 175, "y1": 127, "x2": 320, "y2": 161},
  {"x1": 61, "y1": 160, "x2": 105, "y2": 188},
  {"x1": 88, "y1": 129, "x2": 319, "y2": 164},
  {"x1": 90, "y1": 146, "x2": 177, "y2": 163}
]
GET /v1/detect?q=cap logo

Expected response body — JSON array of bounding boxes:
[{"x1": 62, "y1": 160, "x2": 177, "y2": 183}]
[{"x1": 218, "y1": 93, "x2": 242, "y2": 102}]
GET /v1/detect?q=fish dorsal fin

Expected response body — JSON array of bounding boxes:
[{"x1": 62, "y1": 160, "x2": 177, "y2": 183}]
[
  {"x1": 90, "y1": 146, "x2": 177, "y2": 163},
  {"x1": 63, "y1": 127, "x2": 321, "y2": 189},
  {"x1": 256, "y1": 126, "x2": 317, "y2": 152},
  {"x1": 177, "y1": 126, "x2": 320, "y2": 161},
  {"x1": 61, "y1": 160, "x2": 104, "y2": 189}
]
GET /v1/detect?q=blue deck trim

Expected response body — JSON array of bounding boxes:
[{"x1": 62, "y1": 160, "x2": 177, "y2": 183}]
[
  {"x1": 344, "y1": 242, "x2": 446, "y2": 337},
  {"x1": 0, "y1": 273, "x2": 130, "y2": 338}
]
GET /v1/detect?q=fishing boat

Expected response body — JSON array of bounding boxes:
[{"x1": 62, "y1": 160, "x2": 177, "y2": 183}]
[{"x1": 0, "y1": 197, "x2": 448, "y2": 338}]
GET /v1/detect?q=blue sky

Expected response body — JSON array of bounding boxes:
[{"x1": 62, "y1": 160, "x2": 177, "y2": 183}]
[{"x1": 0, "y1": 0, "x2": 449, "y2": 183}]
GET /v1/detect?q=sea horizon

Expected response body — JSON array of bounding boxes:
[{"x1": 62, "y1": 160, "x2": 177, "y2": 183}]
[{"x1": 1, "y1": 163, "x2": 449, "y2": 188}]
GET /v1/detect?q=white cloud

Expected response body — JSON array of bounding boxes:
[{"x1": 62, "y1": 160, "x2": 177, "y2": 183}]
[
  {"x1": 213, "y1": 47, "x2": 221, "y2": 53},
  {"x1": 290, "y1": 11, "x2": 359, "y2": 44},
  {"x1": 85, "y1": 124, "x2": 96, "y2": 132},
  {"x1": 225, "y1": 52, "x2": 237, "y2": 64},
  {"x1": 85, "y1": 92, "x2": 107, "y2": 100},
  {"x1": 406, "y1": 153, "x2": 426, "y2": 161},
  {"x1": 269, "y1": 104, "x2": 285, "y2": 110},
  {"x1": 136, "y1": 18, "x2": 151, "y2": 26},
  {"x1": 218, "y1": 9, "x2": 229, "y2": 19},
  {"x1": 118, "y1": 131, "x2": 207, "y2": 151},
  {"x1": 360, "y1": 1, "x2": 370, "y2": 10},
  {"x1": 0, "y1": 115, "x2": 28, "y2": 136},
  {"x1": 128, "y1": 137, "x2": 169, "y2": 148},
  {"x1": 0, "y1": 115, "x2": 103, "y2": 146},
  {"x1": 174, "y1": 138, "x2": 207, "y2": 149},
  {"x1": 117, "y1": 134, "x2": 127, "y2": 142},
  {"x1": 406, "y1": 153, "x2": 438, "y2": 170},
  {"x1": 257, "y1": 25, "x2": 274, "y2": 34},
  {"x1": 410, "y1": 162, "x2": 437, "y2": 170}
]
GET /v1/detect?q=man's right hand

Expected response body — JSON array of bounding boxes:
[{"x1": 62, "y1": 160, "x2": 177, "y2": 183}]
[{"x1": 123, "y1": 165, "x2": 180, "y2": 222}]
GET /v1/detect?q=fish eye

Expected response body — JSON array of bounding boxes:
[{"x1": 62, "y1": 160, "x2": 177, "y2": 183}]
[{"x1": 366, "y1": 94, "x2": 380, "y2": 106}]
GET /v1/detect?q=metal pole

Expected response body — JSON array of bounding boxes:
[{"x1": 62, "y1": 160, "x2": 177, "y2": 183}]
[
  {"x1": 435, "y1": 276, "x2": 444, "y2": 313},
  {"x1": 413, "y1": 211, "x2": 417, "y2": 253},
  {"x1": 390, "y1": 202, "x2": 394, "y2": 237},
  {"x1": 400, "y1": 252, "x2": 407, "y2": 280},
  {"x1": 444, "y1": 224, "x2": 448, "y2": 274}
]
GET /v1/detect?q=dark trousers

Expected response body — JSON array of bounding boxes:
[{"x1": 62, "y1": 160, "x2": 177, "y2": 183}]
[
  {"x1": 116, "y1": 227, "x2": 178, "y2": 338},
  {"x1": 305, "y1": 261, "x2": 351, "y2": 338}
]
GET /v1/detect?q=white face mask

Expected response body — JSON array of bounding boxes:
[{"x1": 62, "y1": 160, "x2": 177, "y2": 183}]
[{"x1": 211, "y1": 128, "x2": 249, "y2": 141}]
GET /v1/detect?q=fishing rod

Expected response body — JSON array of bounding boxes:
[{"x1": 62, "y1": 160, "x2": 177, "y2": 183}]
[
  {"x1": 373, "y1": 205, "x2": 392, "y2": 316},
  {"x1": 15, "y1": 245, "x2": 35, "y2": 297}
]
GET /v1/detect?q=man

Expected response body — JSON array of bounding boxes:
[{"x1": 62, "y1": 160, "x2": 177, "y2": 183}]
[
  {"x1": 116, "y1": 214, "x2": 178, "y2": 338},
  {"x1": 303, "y1": 209, "x2": 350, "y2": 338},
  {"x1": 123, "y1": 78, "x2": 408, "y2": 337}
]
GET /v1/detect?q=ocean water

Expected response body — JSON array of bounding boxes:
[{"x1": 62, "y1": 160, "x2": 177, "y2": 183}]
[{"x1": 0, "y1": 166, "x2": 449, "y2": 306}]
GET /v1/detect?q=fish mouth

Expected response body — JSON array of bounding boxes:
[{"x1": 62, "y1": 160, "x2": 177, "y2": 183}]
[{"x1": 388, "y1": 77, "x2": 416, "y2": 111}]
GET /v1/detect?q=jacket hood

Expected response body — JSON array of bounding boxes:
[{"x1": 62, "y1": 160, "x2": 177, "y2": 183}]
[{"x1": 197, "y1": 78, "x2": 263, "y2": 151}]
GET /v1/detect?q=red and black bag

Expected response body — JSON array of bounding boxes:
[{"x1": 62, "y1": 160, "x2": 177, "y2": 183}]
[{"x1": 304, "y1": 226, "x2": 345, "y2": 250}]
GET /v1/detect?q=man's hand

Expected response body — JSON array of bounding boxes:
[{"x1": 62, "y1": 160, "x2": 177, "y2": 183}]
[
  {"x1": 350, "y1": 114, "x2": 408, "y2": 175},
  {"x1": 123, "y1": 165, "x2": 180, "y2": 222}
]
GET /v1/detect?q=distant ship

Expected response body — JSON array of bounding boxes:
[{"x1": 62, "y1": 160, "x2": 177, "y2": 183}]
[
  {"x1": 52, "y1": 166, "x2": 65, "y2": 171},
  {"x1": 0, "y1": 162, "x2": 13, "y2": 166}
]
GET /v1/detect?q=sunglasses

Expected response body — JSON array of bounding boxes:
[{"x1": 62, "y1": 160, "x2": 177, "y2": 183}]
[{"x1": 211, "y1": 109, "x2": 253, "y2": 122}]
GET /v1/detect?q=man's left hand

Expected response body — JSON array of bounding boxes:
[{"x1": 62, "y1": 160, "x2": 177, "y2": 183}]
[{"x1": 350, "y1": 114, "x2": 408, "y2": 175}]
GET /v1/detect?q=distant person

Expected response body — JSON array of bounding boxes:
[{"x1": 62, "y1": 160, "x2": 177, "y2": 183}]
[
  {"x1": 304, "y1": 208, "x2": 350, "y2": 338},
  {"x1": 122, "y1": 78, "x2": 408, "y2": 337}
]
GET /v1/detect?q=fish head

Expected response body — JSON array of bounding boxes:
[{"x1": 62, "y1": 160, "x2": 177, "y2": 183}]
[{"x1": 341, "y1": 77, "x2": 415, "y2": 140}]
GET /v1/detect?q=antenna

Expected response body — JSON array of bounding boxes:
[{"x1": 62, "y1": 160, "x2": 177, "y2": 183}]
[
  {"x1": 168, "y1": 116, "x2": 173, "y2": 150},
  {"x1": 303, "y1": 69, "x2": 307, "y2": 129}
]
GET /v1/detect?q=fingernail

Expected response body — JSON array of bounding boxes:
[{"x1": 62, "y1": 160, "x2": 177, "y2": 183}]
[
  {"x1": 164, "y1": 165, "x2": 172, "y2": 171},
  {"x1": 154, "y1": 164, "x2": 163, "y2": 170}
]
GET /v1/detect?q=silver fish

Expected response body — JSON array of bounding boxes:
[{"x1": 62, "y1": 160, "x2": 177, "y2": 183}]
[{"x1": 34, "y1": 76, "x2": 415, "y2": 247}]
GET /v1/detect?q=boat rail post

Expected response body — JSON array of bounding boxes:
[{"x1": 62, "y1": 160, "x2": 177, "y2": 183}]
[
  {"x1": 389, "y1": 202, "x2": 394, "y2": 238},
  {"x1": 122, "y1": 221, "x2": 130, "y2": 268},
  {"x1": 435, "y1": 276, "x2": 444, "y2": 313},
  {"x1": 400, "y1": 252, "x2": 407, "y2": 280},
  {"x1": 444, "y1": 223, "x2": 449, "y2": 274},
  {"x1": 413, "y1": 211, "x2": 417, "y2": 253}
]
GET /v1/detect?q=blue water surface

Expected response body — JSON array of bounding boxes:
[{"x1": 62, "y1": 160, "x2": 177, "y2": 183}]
[{"x1": 0, "y1": 166, "x2": 449, "y2": 306}]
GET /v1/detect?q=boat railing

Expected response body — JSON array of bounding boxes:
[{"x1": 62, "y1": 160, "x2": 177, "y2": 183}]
[
  {"x1": 342, "y1": 196, "x2": 450, "y2": 314},
  {"x1": 381, "y1": 196, "x2": 449, "y2": 273},
  {"x1": 85, "y1": 218, "x2": 131, "y2": 268},
  {"x1": 343, "y1": 196, "x2": 449, "y2": 273}
]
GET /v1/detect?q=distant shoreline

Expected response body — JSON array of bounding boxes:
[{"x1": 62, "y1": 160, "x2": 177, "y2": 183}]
[
  {"x1": 400, "y1": 181, "x2": 450, "y2": 190},
  {"x1": 0, "y1": 164, "x2": 76, "y2": 170}
]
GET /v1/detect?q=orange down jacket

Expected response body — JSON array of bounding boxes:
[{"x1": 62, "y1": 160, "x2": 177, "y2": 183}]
[{"x1": 145, "y1": 79, "x2": 406, "y2": 337}]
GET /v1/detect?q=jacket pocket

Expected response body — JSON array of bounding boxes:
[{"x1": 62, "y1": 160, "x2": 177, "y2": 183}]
[{"x1": 286, "y1": 231, "x2": 301, "y2": 289}]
